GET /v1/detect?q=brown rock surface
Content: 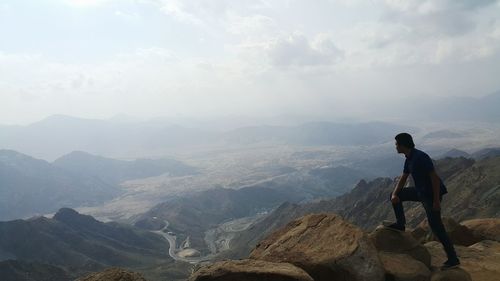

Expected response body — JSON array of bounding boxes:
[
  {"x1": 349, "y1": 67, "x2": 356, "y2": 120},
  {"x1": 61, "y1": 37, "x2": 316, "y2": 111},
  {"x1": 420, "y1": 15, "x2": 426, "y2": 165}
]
[
  {"x1": 370, "y1": 225, "x2": 431, "y2": 268},
  {"x1": 425, "y1": 240, "x2": 500, "y2": 281},
  {"x1": 188, "y1": 259, "x2": 314, "y2": 281},
  {"x1": 460, "y1": 218, "x2": 500, "y2": 242},
  {"x1": 250, "y1": 213, "x2": 385, "y2": 281},
  {"x1": 430, "y1": 268, "x2": 472, "y2": 281},
  {"x1": 411, "y1": 217, "x2": 480, "y2": 246},
  {"x1": 379, "y1": 252, "x2": 431, "y2": 281},
  {"x1": 76, "y1": 267, "x2": 148, "y2": 281}
]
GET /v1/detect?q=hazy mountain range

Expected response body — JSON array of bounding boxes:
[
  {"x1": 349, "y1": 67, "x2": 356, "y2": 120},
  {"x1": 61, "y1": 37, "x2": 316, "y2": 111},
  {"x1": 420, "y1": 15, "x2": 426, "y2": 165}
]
[
  {"x1": 53, "y1": 151, "x2": 198, "y2": 185},
  {"x1": 0, "y1": 208, "x2": 190, "y2": 281},
  {"x1": 0, "y1": 115, "x2": 412, "y2": 160},
  {"x1": 217, "y1": 155, "x2": 500, "y2": 260},
  {"x1": 134, "y1": 164, "x2": 371, "y2": 254},
  {"x1": 0, "y1": 150, "x2": 197, "y2": 221}
]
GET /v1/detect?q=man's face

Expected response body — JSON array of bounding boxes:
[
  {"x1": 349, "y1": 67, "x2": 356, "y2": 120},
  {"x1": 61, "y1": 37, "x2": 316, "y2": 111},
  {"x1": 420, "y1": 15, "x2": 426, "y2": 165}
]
[{"x1": 395, "y1": 141, "x2": 403, "y2": 153}]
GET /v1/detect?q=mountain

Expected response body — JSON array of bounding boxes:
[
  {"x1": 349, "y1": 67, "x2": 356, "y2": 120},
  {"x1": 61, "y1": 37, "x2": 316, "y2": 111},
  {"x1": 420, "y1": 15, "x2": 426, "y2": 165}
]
[
  {"x1": 219, "y1": 155, "x2": 500, "y2": 259},
  {"x1": 134, "y1": 165, "x2": 370, "y2": 254},
  {"x1": 0, "y1": 208, "x2": 187, "y2": 280},
  {"x1": 472, "y1": 147, "x2": 500, "y2": 160},
  {"x1": 0, "y1": 260, "x2": 73, "y2": 281},
  {"x1": 53, "y1": 151, "x2": 198, "y2": 185},
  {"x1": 422, "y1": 130, "x2": 464, "y2": 140},
  {"x1": 134, "y1": 185, "x2": 307, "y2": 254},
  {"x1": 425, "y1": 90, "x2": 500, "y2": 122},
  {"x1": 220, "y1": 121, "x2": 411, "y2": 146},
  {"x1": 0, "y1": 115, "x2": 216, "y2": 160},
  {"x1": 437, "y1": 148, "x2": 471, "y2": 159},
  {"x1": 76, "y1": 267, "x2": 147, "y2": 281},
  {"x1": 0, "y1": 115, "x2": 411, "y2": 160},
  {"x1": 0, "y1": 150, "x2": 122, "y2": 221}
]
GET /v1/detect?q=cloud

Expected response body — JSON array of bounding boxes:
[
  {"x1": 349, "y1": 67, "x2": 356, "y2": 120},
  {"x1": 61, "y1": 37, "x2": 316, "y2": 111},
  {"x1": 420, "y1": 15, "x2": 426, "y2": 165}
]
[
  {"x1": 267, "y1": 33, "x2": 344, "y2": 68},
  {"x1": 63, "y1": 0, "x2": 113, "y2": 8},
  {"x1": 382, "y1": 0, "x2": 499, "y2": 36},
  {"x1": 114, "y1": 10, "x2": 141, "y2": 21}
]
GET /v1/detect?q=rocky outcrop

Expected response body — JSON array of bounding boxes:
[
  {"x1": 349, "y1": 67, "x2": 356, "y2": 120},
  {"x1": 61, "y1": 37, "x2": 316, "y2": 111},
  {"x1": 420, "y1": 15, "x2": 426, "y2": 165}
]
[
  {"x1": 425, "y1": 240, "x2": 500, "y2": 281},
  {"x1": 76, "y1": 267, "x2": 147, "y2": 281},
  {"x1": 188, "y1": 259, "x2": 314, "y2": 281},
  {"x1": 188, "y1": 213, "x2": 500, "y2": 281},
  {"x1": 430, "y1": 268, "x2": 472, "y2": 281},
  {"x1": 370, "y1": 225, "x2": 431, "y2": 267},
  {"x1": 460, "y1": 218, "x2": 500, "y2": 242},
  {"x1": 411, "y1": 217, "x2": 480, "y2": 246},
  {"x1": 249, "y1": 213, "x2": 385, "y2": 281},
  {"x1": 378, "y1": 252, "x2": 430, "y2": 281}
]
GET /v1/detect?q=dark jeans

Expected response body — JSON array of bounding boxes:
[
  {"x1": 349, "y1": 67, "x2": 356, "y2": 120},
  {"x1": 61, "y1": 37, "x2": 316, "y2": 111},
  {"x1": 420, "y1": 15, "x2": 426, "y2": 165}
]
[{"x1": 390, "y1": 187, "x2": 459, "y2": 261}]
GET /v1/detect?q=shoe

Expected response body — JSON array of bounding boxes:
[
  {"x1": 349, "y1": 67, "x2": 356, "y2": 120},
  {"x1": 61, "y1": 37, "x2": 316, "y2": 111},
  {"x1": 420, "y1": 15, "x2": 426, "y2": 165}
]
[
  {"x1": 440, "y1": 259, "x2": 460, "y2": 270},
  {"x1": 382, "y1": 221, "x2": 405, "y2": 232}
]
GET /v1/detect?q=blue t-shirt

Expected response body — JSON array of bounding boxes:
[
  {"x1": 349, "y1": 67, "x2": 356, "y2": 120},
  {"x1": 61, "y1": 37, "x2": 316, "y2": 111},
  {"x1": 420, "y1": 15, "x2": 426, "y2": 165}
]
[{"x1": 403, "y1": 148, "x2": 448, "y2": 198}]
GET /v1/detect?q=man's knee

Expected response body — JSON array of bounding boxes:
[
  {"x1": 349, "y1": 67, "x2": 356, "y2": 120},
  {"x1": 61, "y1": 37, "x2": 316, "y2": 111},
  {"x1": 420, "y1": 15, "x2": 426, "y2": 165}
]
[{"x1": 427, "y1": 213, "x2": 444, "y2": 229}]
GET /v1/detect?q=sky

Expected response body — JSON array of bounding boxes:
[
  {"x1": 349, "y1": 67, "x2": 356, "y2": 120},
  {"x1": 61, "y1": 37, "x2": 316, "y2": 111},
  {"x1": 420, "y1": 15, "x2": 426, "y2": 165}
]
[{"x1": 1, "y1": 0, "x2": 500, "y2": 125}]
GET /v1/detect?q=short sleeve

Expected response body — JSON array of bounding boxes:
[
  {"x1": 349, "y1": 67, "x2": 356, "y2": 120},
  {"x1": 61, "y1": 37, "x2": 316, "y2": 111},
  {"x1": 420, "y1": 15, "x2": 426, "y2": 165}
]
[
  {"x1": 419, "y1": 153, "x2": 435, "y2": 173},
  {"x1": 403, "y1": 159, "x2": 409, "y2": 174}
]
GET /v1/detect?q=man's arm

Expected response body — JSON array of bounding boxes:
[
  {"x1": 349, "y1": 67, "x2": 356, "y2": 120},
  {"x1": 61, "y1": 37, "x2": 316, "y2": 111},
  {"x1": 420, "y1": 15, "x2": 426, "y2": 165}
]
[
  {"x1": 391, "y1": 173, "x2": 409, "y2": 203},
  {"x1": 430, "y1": 170, "x2": 441, "y2": 211}
]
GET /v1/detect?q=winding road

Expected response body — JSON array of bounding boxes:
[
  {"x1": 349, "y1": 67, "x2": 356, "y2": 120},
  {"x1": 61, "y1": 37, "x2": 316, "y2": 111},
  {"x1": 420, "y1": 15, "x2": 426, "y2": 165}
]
[{"x1": 151, "y1": 220, "x2": 216, "y2": 264}]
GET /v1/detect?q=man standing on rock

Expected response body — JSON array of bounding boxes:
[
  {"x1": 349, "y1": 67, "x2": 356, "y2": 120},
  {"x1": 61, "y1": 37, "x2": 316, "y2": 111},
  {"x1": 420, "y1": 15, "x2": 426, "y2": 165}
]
[{"x1": 386, "y1": 132, "x2": 460, "y2": 270}]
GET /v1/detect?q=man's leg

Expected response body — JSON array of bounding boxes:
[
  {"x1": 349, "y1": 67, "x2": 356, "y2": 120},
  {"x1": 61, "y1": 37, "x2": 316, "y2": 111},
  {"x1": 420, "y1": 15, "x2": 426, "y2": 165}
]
[
  {"x1": 388, "y1": 187, "x2": 420, "y2": 227},
  {"x1": 421, "y1": 197, "x2": 460, "y2": 267}
]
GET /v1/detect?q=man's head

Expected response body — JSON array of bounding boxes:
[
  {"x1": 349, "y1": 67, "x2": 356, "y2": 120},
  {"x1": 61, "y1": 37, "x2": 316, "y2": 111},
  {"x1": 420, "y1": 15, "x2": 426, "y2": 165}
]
[{"x1": 395, "y1": 132, "x2": 415, "y2": 153}]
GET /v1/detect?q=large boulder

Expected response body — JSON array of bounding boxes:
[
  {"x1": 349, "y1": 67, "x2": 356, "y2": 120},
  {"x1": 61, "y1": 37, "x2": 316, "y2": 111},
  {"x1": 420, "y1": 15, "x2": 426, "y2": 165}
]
[
  {"x1": 460, "y1": 218, "x2": 500, "y2": 242},
  {"x1": 425, "y1": 240, "x2": 500, "y2": 281},
  {"x1": 411, "y1": 217, "x2": 480, "y2": 246},
  {"x1": 76, "y1": 267, "x2": 147, "y2": 281},
  {"x1": 370, "y1": 225, "x2": 431, "y2": 268},
  {"x1": 430, "y1": 268, "x2": 472, "y2": 281},
  {"x1": 188, "y1": 259, "x2": 314, "y2": 281},
  {"x1": 379, "y1": 252, "x2": 431, "y2": 281},
  {"x1": 250, "y1": 213, "x2": 385, "y2": 281}
]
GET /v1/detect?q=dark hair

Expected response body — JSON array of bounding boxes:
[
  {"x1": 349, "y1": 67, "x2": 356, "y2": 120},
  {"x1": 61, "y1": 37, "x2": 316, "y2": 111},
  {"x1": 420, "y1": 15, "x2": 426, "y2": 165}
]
[{"x1": 395, "y1": 133, "x2": 415, "y2": 149}]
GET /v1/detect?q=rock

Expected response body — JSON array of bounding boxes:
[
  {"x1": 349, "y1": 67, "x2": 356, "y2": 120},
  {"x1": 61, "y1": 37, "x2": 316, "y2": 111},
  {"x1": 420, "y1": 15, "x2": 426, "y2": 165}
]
[
  {"x1": 370, "y1": 225, "x2": 431, "y2": 268},
  {"x1": 250, "y1": 213, "x2": 385, "y2": 281},
  {"x1": 425, "y1": 240, "x2": 500, "y2": 281},
  {"x1": 379, "y1": 252, "x2": 431, "y2": 281},
  {"x1": 411, "y1": 217, "x2": 480, "y2": 246},
  {"x1": 76, "y1": 267, "x2": 147, "y2": 281},
  {"x1": 460, "y1": 218, "x2": 500, "y2": 242},
  {"x1": 430, "y1": 268, "x2": 472, "y2": 281},
  {"x1": 188, "y1": 259, "x2": 314, "y2": 281}
]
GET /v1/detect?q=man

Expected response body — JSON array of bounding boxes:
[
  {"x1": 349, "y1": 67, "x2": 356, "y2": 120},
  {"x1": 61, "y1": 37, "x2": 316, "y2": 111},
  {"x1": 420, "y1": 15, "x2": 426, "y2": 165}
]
[{"x1": 385, "y1": 133, "x2": 460, "y2": 270}]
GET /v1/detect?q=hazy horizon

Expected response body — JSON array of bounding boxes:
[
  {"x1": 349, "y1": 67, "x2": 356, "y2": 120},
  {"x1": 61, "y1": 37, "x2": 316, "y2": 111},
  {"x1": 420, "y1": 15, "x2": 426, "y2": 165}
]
[{"x1": 2, "y1": 0, "x2": 500, "y2": 125}]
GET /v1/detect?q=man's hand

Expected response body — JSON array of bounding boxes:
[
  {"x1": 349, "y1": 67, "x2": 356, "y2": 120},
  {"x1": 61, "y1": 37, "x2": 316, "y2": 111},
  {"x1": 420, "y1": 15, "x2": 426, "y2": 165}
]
[{"x1": 391, "y1": 193, "x2": 400, "y2": 204}]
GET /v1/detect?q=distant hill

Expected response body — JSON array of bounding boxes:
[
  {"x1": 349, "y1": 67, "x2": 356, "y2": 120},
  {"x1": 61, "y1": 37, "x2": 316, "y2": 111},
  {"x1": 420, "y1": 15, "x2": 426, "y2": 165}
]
[
  {"x1": 220, "y1": 121, "x2": 410, "y2": 146},
  {"x1": 0, "y1": 208, "x2": 182, "y2": 280},
  {"x1": 0, "y1": 115, "x2": 412, "y2": 160},
  {"x1": 437, "y1": 148, "x2": 471, "y2": 159},
  {"x1": 135, "y1": 165, "x2": 369, "y2": 254},
  {"x1": 0, "y1": 115, "x2": 216, "y2": 160},
  {"x1": 427, "y1": 91, "x2": 500, "y2": 122},
  {"x1": 422, "y1": 130, "x2": 464, "y2": 139},
  {"x1": 0, "y1": 260, "x2": 73, "y2": 281},
  {"x1": 53, "y1": 151, "x2": 198, "y2": 185},
  {"x1": 135, "y1": 185, "x2": 307, "y2": 254},
  {"x1": 219, "y1": 155, "x2": 500, "y2": 259},
  {"x1": 0, "y1": 150, "x2": 122, "y2": 221},
  {"x1": 472, "y1": 147, "x2": 500, "y2": 160}
]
